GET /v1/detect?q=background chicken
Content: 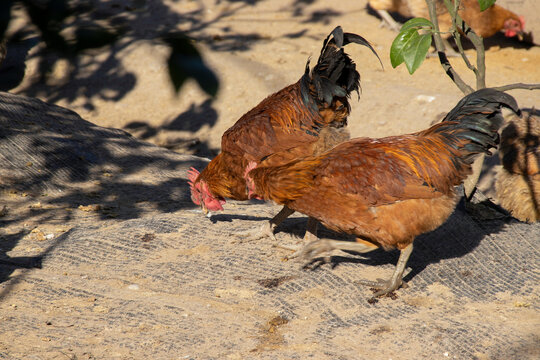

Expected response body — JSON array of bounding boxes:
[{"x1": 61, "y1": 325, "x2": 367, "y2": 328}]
[
  {"x1": 369, "y1": 0, "x2": 525, "y2": 40},
  {"x1": 246, "y1": 88, "x2": 520, "y2": 299},
  {"x1": 496, "y1": 110, "x2": 539, "y2": 223},
  {"x1": 188, "y1": 26, "x2": 382, "y2": 242}
]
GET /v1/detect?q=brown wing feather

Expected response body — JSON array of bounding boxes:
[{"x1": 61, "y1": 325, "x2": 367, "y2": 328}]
[
  {"x1": 313, "y1": 135, "x2": 464, "y2": 206},
  {"x1": 221, "y1": 82, "x2": 322, "y2": 162}
]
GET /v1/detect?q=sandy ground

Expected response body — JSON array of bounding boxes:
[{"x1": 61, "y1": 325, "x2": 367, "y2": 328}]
[
  {"x1": 0, "y1": 91, "x2": 538, "y2": 359},
  {"x1": 1, "y1": 0, "x2": 539, "y2": 358}
]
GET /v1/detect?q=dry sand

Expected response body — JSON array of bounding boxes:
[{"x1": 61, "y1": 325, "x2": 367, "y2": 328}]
[{"x1": 1, "y1": 0, "x2": 539, "y2": 359}]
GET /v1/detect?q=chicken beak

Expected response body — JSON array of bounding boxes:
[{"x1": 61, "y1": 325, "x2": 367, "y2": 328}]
[{"x1": 202, "y1": 203, "x2": 208, "y2": 215}]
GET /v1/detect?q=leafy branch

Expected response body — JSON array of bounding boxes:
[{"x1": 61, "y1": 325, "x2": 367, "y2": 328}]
[
  {"x1": 389, "y1": 0, "x2": 539, "y2": 198},
  {"x1": 390, "y1": 0, "x2": 538, "y2": 94}
]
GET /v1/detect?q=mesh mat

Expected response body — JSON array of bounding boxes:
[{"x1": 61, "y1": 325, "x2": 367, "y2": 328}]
[{"x1": 0, "y1": 92, "x2": 538, "y2": 359}]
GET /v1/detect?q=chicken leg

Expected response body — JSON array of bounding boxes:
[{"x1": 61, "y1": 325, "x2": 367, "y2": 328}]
[
  {"x1": 234, "y1": 207, "x2": 320, "y2": 252},
  {"x1": 275, "y1": 216, "x2": 320, "y2": 252},
  {"x1": 304, "y1": 217, "x2": 318, "y2": 243},
  {"x1": 355, "y1": 243, "x2": 413, "y2": 298},
  {"x1": 376, "y1": 9, "x2": 403, "y2": 32},
  {"x1": 293, "y1": 238, "x2": 413, "y2": 298},
  {"x1": 290, "y1": 237, "x2": 379, "y2": 262}
]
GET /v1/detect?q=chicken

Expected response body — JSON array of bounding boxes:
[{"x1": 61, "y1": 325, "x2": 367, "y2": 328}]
[
  {"x1": 496, "y1": 110, "x2": 539, "y2": 222},
  {"x1": 245, "y1": 88, "x2": 520, "y2": 299},
  {"x1": 369, "y1": 0, "x2": 525, "y2": 39},
  {"x1": 188, "y1": 26, "x2": 382, "y2": 243}
]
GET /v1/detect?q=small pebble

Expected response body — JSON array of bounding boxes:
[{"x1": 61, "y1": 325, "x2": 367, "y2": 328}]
[
  {"x1": 415, "y1": 94, "x2": 436, "y2": 103},
  {"x1": 128, "y1": 284, "x2": 139, "y2": 290}
]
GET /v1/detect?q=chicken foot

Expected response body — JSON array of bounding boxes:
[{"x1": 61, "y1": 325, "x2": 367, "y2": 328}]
[
  {"x1": 355, "y1": 244, "x2": 413, "y2": 298},
  {"x1": 233, "y1": 206, "x2": 294, "y2": 243},
  {"x1": 292, "y1": 238, "x2": 413, "y2": 298},
  {"x1": 234, "y1": 207, "x2": 320, "y2": 252},
  {"x1": 289, "y1": 238, "x2": 378, "y2": 263}
]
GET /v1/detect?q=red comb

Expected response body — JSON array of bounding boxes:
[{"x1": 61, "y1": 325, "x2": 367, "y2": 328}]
[
  {"x1": 187, "y1": 167, "x2": 200, "y2": 185},
  {"x1": 244, "y1": 161, "x2": 258, "y2": 179}
]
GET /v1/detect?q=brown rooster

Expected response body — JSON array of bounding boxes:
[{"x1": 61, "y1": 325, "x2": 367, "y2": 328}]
[
  {"x1": 245, "y1": 88, "x2": 520, "y2": 298},
  {"x1": 369, "y1": 0, "x2": 525, "y2": 39},
  {"x1": 188, "y1": 26, "x2": 382, "y2": 242}
]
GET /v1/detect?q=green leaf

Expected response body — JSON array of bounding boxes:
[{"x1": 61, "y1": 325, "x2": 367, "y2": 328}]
[
  {"x1": 390, "y1": 28, "x2": 415, "y2": 68},
  {"x1": 391, "y1": 17, "x2": 434, "y2": 74},
  {"x1": 477, "y1": 0, "x2": 496, "y2": 11},
  {"x1": 400, "y1": 17, "x2": 434, "y2": 33},
  {"x1": 166, "y1": 35, "x2": 219, "y2": 98},
  {"x1": 402, "y1": 33, "x2": 432, "y2": 74}
]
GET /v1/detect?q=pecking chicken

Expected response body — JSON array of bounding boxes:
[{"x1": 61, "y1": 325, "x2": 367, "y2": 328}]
[
  {"x1": 369, "y1": 0, "x2": 525, "y2": 40},
  {"x1": 496, "y1": 109, "x2": 539, "y2": 223},
  {"x1": 245, "y1": 88, "x2": 520, "y2": 299},
  {"x1": 188, "y1": 26, "x2": 381, "y2": 242}
]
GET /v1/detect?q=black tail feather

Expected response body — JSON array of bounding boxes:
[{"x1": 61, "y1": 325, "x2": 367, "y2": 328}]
[
  {"x1": 301, "y1": 26, "x2": 382, "y2": 110},
  {"x1": 439, "y1": 88, "x2": 521, "y2": 161},
  {"x1": 443, "y1": 88, "x2": 521, "y2": 124}
]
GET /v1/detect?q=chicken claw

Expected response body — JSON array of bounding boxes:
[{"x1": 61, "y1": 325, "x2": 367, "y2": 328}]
[
  {"x1": 289, "y1": 238, "x2": 377, "y2": 266},
  {"x1": 288, "y1": 238, "x2": 336, "y2": 265},
  {"x1": 232, "y1": 206, "x2": 294, "y2": 244},
  {"x1": 359, "y1": 243, "x2": 413, "y2": 300},
  {"x1": 358, "y1": 279, "x2": 402, "y2": 299},
  {"x1": 233, "y1": 221, "x2": 277, "y2": 244},
  {"x1": 293, "y1": 239, "x2": 413, "y2": 300}
]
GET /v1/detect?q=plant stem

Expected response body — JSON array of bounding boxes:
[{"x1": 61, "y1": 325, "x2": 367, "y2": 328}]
[
  {"x1": 425, "y1": 0, "x2": 473, "y2": 94},
  {"x1": 468, "y1": 32, "x2": 486, "y2": 89},
  {"x1": 493, "y1": 83, "x2": 540, "y2": 91},
  {"x1": 444, "y1": 0, "x2": 476, "y2": 73}
]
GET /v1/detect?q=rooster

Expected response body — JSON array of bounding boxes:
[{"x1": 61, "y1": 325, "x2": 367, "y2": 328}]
[
  {"x1": 369, "y1": 0, "x2": 525, "y2": 40},
  {"x1": 245, "y1": 88, "x2": 520, "y2": 299},
  {"x1": 188, "y1": 26, "x2": 382, "y2": 242}
]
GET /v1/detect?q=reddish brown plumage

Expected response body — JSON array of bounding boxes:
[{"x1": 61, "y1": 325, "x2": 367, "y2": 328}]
[
  {"x1": 189, "y1": 26, "x2": 381, "y2": 213},
  {"x1": 248, "y1": 89, "x2": 520, "y2": 253},
  {"x1": 250, "y1": 133, "x2": 465, "y2": 250}
]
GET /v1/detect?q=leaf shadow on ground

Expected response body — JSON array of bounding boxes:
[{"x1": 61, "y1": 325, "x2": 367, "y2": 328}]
[
  {"x1": 123, "y1": 98, "x2": 220, "y2": 158},
  {"x1": 0, "y1": 92, "x2": 208, "y2": 288},
  {"x1": 6, "y1": 0, "x2": 337, "y2": 135}
]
